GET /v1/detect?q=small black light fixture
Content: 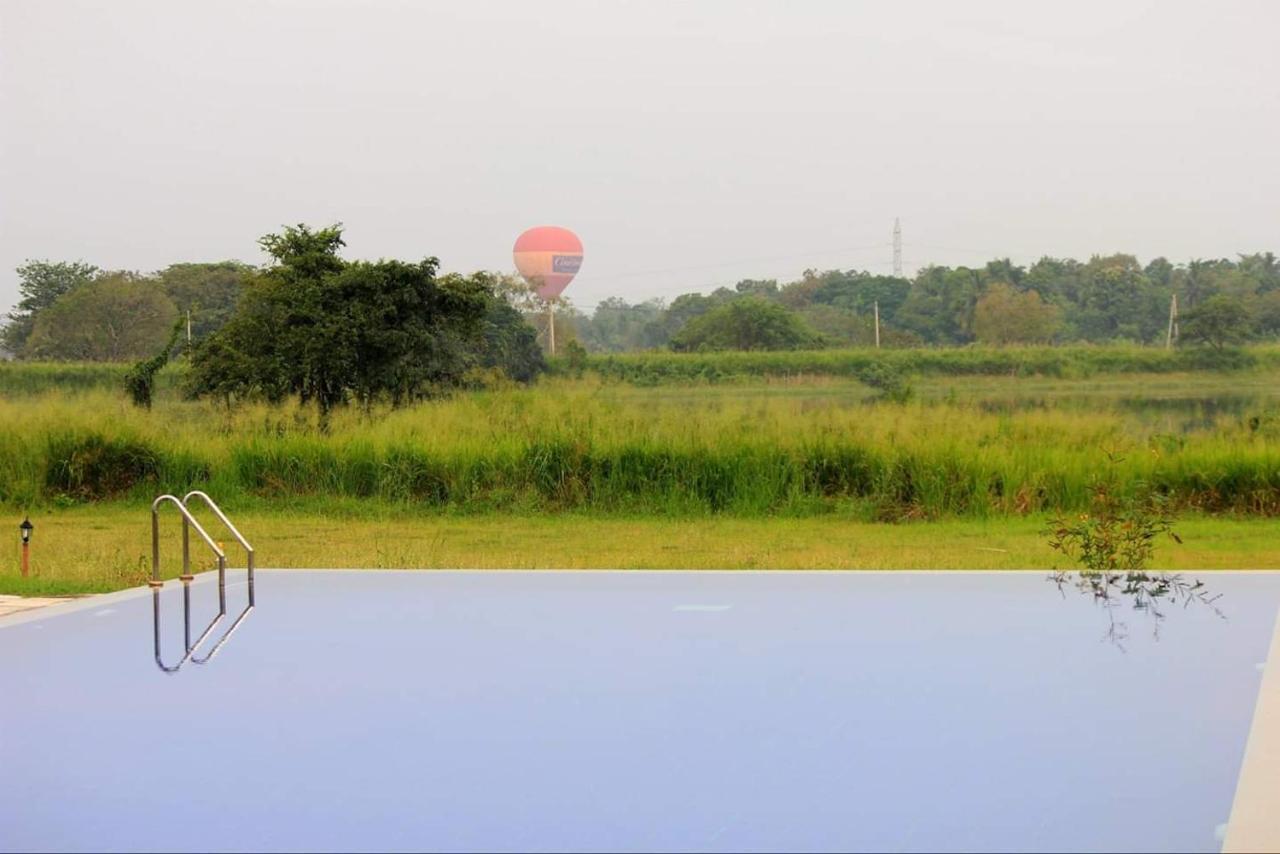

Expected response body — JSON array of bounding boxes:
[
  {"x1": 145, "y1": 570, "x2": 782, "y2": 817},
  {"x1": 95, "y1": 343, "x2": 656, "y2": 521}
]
[{"x1": 19, "y1": 515, "x2": 33, "y2": 578}]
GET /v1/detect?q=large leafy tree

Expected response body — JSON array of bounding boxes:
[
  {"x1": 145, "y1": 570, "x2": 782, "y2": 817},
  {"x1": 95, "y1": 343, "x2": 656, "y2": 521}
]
[
  {"x1": 23, "y1": 273, "x2": 178, "y2": 361},
  {"x1": 1180, "y1": 294, "x2": 1252, "y2": 350},
  {"x1": 573, "y1": 296, "x2": 667, "y2": 352},
  {"x1": 158, "y1": 261, "x2": 252, "y2": 341},
  {"x1": 895, "y1": 265, "x2": 985, "y2": 344},
  {"x1": 670, "y1": 297, "x2": 821, "y2": 351},
  {"x1": 189, "y1": 225, "x2": 499, "y2": 412},
  {"x1": 972, "y1": 283, "x2": 1062, "y2": 345},
  {"x1": 2, "y1": 260, "x2": 99, "y2": 353},
  {"x1": 438, "y1": 271, "x2": 546, "y2": 382},
  {"x1": 1070, "y1": 255, "x2": 1165, "y2": 343}
]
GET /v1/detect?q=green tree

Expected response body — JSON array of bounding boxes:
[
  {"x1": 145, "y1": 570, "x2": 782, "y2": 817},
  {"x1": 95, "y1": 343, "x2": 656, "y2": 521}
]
[
  {"x1": 440, "y1": 272, "x2": 545, "y2": 383},
  {"x1": 23, "y1": 273, "x2": 177, "y2": 361},
  {"x1": 2, "y1": 260, "x2": 99, "y2": 353},
  {"x1": 124, "y1": 318, "x2": 185, "y2": 409},
  {"x1": 895, "y1": 265, "x2": 984, "y2": 344},
  {"x1": 972, "y1": 283, "x2": 1062, "y2": 345},
  {"x1": 575, "y1": 297, "x2": 667, "y2": 352},
  {"x1": 189, "y1": 225, "x2": 492, "y2": 413},
  {"x1": 1071, "y1": 255, "x2": 1164, "y2": 343},
  {"x1": 1180, "y1": 294, "x2": 1252, "y2": 350},
  {"x1": 158, "y1": 261, "x2": 252, "y2": 341},
  {"x1": 670, "y1": 297, "x2": 821, "y2": 351}
]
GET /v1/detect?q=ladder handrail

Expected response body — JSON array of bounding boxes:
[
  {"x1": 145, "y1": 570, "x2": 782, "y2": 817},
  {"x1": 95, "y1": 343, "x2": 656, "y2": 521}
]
[
  {"x1": 151, "y1": 494, "x2": 225, "y2": 576},
  {"x1": 150, "y1": 494, "x2": 228, "y2": 673},
  {"x1": 182, "y1": 490, "x2": 254, "y2": 567},
  {"x1": 181, "y1": 491, "x2": 254, "y2": 665}
]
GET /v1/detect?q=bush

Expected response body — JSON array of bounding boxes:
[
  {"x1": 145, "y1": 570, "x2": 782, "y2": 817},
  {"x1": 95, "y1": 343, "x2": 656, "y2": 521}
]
[{"x1": 45, "y1": 434, "x2": 163, "y2": 500}]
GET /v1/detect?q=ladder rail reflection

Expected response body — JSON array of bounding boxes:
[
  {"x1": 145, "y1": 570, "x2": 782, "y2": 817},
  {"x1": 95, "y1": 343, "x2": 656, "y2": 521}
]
[
  {"x1": 182, "y1": 491, "x2": 255, "y2": 665},
  {"x1": 150, "y1": 494, "x2": 227, "y2": 673}
]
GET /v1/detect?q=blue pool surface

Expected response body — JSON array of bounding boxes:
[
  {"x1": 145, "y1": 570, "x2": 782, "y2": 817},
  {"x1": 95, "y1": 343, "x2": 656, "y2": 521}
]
[{"x1": 1, "y1": 570, "x2": 1277, "y2": 853}]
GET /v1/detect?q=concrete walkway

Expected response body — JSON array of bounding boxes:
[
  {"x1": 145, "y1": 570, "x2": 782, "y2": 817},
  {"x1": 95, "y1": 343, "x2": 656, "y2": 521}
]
[
  {"x1": 1224, "y1": 604, "x2": 1280, "y2": 853},
  {"x1": 0, "y1": 594, "x2": 73, "y2": 619}
]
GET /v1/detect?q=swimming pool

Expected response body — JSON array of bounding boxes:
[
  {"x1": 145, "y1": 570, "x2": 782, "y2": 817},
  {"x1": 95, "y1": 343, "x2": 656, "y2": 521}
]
[{"x1": 1, "y1": 570, "x2": 1275, "y2": 852}]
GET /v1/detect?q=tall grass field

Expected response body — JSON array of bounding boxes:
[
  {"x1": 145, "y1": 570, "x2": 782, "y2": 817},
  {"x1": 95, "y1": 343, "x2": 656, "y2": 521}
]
[{"x1": 0, "y1": 370, "x2": 1277, "y2": 519}]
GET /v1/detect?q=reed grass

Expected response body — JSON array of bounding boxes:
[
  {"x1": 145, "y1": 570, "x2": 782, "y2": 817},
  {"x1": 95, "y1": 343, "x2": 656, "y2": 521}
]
[{"x1": 0, "y1": 377, "x2": 1276, "y2": 518}]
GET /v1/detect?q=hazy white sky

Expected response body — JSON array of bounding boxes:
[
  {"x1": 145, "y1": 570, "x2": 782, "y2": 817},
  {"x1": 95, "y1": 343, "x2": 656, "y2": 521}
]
[{"x1": 2, "y1": 0, "x2": 1277, "y2": 313}]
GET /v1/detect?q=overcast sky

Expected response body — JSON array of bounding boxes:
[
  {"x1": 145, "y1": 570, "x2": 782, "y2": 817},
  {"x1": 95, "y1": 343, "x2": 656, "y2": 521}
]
[{"x1": 2, "y1": 0, "x2": 1277, "y2": 313}]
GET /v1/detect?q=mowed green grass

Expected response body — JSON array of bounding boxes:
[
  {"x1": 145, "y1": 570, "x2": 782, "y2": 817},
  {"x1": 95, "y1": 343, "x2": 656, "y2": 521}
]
[{"x1": 3, "y1": 507, "x2": 1278, "y2": 596}]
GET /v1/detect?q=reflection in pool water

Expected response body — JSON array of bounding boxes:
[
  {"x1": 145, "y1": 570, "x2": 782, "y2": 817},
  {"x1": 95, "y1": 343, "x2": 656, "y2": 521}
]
[
  {"x1": 4, "y1": 570, "x2": 1276, "y2": 852},
  {"x1": 1050, "y1": 570, "x2": 1225, "y2": 649}
]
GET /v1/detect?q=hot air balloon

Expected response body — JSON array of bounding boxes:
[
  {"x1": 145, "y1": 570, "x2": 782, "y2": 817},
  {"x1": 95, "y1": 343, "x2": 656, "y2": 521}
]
[{"x1": 513, "y1": 226, "x2": 582, "y2": 355}]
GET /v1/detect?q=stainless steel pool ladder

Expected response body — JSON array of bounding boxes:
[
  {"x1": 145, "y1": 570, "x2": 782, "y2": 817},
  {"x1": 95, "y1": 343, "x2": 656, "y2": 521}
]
[{"x1": 150, "y1": 492, "x2": 255, "y2": 672}]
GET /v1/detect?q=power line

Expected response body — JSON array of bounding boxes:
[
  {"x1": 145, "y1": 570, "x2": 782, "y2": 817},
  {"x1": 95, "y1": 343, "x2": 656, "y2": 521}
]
[{"x1": 582, "y1": 241, "x2": 893, "y2": 286}]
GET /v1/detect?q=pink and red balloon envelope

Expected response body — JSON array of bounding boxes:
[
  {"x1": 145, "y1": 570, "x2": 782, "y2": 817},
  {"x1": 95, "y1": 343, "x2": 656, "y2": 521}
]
[{"x1": 513, "y1": 226, "x2": 582, "y2": 299}]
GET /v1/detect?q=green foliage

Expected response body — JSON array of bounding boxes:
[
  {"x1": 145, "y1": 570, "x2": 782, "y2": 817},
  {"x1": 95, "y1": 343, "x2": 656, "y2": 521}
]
[
  {"x1": 467, "y1": 273, "x2": 546, "y2": 383},
  {"x1": 670, "y1": 297, "x2": 822, "y2": 352},
  {"x1": 124, "y1": 318, "x2": 185, "y2": 409},
  {"x1": 188, "y1": 225, "x2": 515, "y2": 413},
  {"x1": 1181, "y1": 295, "x2": 1253, "y2": 350},
  {"x1": 157, "y1": 261, "x2": 251, "y2": 340},
  {"x1": 23, "y1": 273, "x2": 178, "y2": 361},
  {"x1": 562, "y1": 340, "x2": 588, "y2": 376},
  {"x1": 44, "y1": 433, "x2": 164, "y2": 501},
  {"x1": 564, "y1": 250, "x2": 1280, "y2": 354},
  {"x1": 855, "y1": 363, "x2": 913, "y2": 403},
  {"x1": 572, "y1": 297, "x2": 666, "y2": 352},
  {"x1": 580, "y1": 343, "x2": 1280, "y2": 384},
  {"x1": 1047, "y1": 467, "x2": 1180, "y2": 572},
  {"x1": 973, "y1": 283, "x2": 1062, "y2": 345},
  {"x1": 0, "y1": 362, "x2": 183, "y2": 395},
  {"x1": 1, "y1": 260, "x2": 99, "y2": 353},
  {"x1": 1, "y1": 378, "x2": 1278, "y2": 518}
]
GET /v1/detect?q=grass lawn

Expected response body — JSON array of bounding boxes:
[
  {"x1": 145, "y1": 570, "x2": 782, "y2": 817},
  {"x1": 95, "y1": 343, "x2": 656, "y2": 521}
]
[{"x1": 2, "y1": 506, "x2": 1278, "y2": 596}]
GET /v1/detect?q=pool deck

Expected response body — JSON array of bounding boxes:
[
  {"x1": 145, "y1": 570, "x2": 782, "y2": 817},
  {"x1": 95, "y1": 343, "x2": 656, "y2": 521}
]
[
  {"x1": 0, "y1": 594, "x2": 72, "y2": 619},
  {"x1": 1224, "y1": 603, "x2": 1280, "y2": 853}
]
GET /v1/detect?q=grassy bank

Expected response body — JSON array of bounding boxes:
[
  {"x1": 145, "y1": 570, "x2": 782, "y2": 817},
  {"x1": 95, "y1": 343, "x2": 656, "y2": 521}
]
[
  {"x1": 0, "y1": 380, "x2": 1278, "y2": 517},
  {"x1": 571, "y1": 344, "x2": 1280, "y2": 384},
  {"x1": 4, "y1": 507, "x2": 1277, "y2": 595},
  {"x1": 4, "y1": 344, "x2": 1278, "y2": 397}
]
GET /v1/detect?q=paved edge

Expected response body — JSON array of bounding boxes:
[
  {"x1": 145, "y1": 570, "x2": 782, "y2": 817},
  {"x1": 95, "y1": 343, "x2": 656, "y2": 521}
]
[
  {"x1": 0, "y1": 583, "x2": 154, "y2": 629},
  {"x1": 1224, "y1": 604, "x2": 1280, "y2": 853}
]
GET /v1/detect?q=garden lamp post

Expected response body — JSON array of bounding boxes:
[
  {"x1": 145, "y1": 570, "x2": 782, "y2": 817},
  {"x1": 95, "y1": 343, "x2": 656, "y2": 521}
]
[{"x1": 19, "y1": 516, "x2": 33, "y2": 578}]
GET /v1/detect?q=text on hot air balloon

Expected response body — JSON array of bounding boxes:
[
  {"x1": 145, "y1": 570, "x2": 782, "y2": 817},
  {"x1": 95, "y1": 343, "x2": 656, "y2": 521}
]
[{"x1": 552, "y1": 255, "x2": 582, "y2": 273}]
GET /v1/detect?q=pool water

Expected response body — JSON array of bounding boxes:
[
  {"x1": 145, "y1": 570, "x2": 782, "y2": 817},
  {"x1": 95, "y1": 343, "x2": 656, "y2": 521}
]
[{"x1": 1, "y1": 570, "x2": 1276, "y2": 852}]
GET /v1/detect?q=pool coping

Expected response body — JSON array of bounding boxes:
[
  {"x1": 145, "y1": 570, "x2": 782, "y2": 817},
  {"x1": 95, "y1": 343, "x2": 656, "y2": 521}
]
[{"x1": 1224, "y1": 601, "x2": 1280, "y2": 853}]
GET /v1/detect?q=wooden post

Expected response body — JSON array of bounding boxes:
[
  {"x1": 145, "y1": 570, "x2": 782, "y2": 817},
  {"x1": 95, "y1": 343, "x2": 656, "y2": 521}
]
[{"x1": 874, "y1": 300, "x2": 881, "y2": 349}]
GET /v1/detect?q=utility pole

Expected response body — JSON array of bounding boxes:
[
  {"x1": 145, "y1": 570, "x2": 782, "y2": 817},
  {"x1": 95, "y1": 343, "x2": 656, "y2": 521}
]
[
  {"x1": 892, "y1": 217, "x2": 903, "y2": 278},
  {"x1": 186, "y1": 310, "x2": 192, "y2": 346},
  {"x1": 874, "y1": 300, "x2": 881, "y2": 349},
  {"x1": 547, "y1": 301, "x2": 556, "y2": 356},
  {"x1": 1165, "y1": 293, "x2": 1179, "y2": 350}
]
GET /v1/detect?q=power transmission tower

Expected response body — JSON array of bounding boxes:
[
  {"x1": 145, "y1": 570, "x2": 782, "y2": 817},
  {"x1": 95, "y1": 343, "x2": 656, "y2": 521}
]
[{"x1": 892, "y1": 218, "x2": 903, "y2": 278}]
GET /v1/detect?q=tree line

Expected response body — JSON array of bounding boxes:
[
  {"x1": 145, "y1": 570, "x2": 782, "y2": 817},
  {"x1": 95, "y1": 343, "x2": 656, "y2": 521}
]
[
  {"x1": 562, "y1": 252, "x2": 1280, "y2": 352},
  {"x1": 3, "y1": 225, "x2": 545, "y2": 412},
  {"x1": 6, "y1": 244, "x2": 1279, "y2": 376}
]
